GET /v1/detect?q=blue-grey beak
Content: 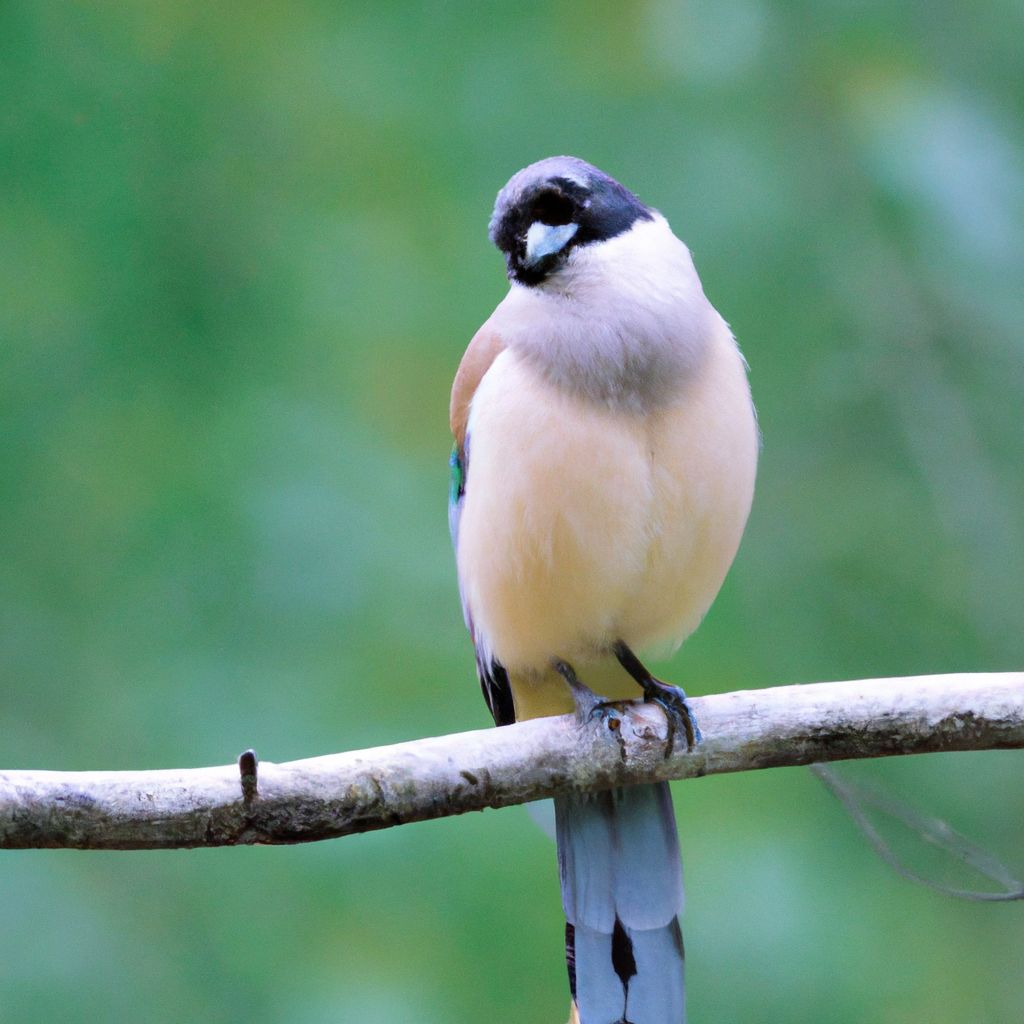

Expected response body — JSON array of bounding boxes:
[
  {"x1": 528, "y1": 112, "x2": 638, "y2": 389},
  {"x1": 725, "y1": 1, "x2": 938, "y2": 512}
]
[{"x1": 523, "y1": 221, "x2": 578, "y2": 268}]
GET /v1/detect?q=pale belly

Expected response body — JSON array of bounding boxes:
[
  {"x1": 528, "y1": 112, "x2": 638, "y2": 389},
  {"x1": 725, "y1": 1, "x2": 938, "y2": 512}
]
[{"x1": 457, "y1": 328, "x2": 757, "y2": 718}]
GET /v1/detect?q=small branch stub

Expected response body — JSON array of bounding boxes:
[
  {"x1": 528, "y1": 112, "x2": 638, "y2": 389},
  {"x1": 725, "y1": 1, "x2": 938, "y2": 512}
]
[{"x1": 238, "y1": 749, "x2": 259, "y2": 805}]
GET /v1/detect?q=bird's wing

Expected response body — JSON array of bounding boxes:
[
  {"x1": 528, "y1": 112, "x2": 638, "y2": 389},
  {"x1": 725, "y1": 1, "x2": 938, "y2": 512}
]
[
  {"x1": 450, "y1": 324, "x2": 505, "y2": 453},
  {"x1": 448, "y1": 325, "x2": 514, "y2": 726},
  {"x1": 448, "y1": 322, "x2": 505, "y2": 555}
]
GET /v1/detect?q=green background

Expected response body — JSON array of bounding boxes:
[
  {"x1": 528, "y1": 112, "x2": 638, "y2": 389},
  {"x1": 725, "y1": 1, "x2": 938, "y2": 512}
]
[{"x1": 3, "y1": 2, "x2": 1023, "y2": 1021}]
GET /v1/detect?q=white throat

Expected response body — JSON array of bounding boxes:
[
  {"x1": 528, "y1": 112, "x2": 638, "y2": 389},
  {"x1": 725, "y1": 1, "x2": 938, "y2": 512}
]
[{"x1": 493, "y1": 216, "x2": 717, "y2": 412}]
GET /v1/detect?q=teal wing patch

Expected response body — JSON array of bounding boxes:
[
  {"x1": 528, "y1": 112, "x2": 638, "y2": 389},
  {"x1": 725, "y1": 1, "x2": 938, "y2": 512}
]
[{"x1": 448, "y1": 442, "x2": 465, "y2": 549}]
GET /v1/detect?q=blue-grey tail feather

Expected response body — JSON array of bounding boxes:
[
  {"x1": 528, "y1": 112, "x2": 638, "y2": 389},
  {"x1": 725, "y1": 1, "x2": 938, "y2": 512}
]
[{"x1": 555, "y1": 783, "x2": 685, "y2": 1024}]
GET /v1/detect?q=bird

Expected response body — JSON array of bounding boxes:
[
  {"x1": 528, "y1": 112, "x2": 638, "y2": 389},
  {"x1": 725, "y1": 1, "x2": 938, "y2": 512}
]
[{"x1": 449, "y1": 156, "x2": 758, "y2": 1024}]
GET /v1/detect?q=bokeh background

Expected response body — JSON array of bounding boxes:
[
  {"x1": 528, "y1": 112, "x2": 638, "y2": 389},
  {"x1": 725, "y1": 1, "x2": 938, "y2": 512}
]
[{"x1": 3, "y1": 2, "x2": 1023, "y2": 1021}]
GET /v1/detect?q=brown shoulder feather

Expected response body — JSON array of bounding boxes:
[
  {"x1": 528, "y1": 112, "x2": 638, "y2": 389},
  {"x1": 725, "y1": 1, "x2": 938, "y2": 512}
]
[{"x1": 450, "y1": 327, "x2": 505, "y2": 448}]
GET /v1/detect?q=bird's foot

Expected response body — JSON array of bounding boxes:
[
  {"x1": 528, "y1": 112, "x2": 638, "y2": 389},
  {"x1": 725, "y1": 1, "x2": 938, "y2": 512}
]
[
  {"x1": 553, "y1": 660, "x2": 625, "y2": 733},
  {"x1": 611, "y1": 641, "x2": 702, "y2": 756},
  {"x1": 641, "y1": 678, "x2": 702, "y2": 755}
]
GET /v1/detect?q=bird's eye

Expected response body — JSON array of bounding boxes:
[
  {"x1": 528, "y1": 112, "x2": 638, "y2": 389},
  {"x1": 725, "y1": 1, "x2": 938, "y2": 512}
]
[{"x1": 531, "y1": 190, "x2": 575, "y2": 226}]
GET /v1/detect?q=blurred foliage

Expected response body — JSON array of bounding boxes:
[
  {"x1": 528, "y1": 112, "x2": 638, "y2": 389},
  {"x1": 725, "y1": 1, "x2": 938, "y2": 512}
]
[{"x1": 2, "y1": 1, "x2": 1023, "y2": 1022}]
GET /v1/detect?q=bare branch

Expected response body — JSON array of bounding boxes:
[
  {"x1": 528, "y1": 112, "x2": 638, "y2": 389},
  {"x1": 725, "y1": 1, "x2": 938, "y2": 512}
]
[{"x1": 2, "y1": 672, "x2": 1021, "y2": 851}]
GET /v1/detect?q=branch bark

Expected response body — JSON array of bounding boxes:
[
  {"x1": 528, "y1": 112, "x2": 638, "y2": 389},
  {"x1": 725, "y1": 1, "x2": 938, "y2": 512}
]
[{"x1": 2, "y1": 672, "x2": 1021, "y2": 851}]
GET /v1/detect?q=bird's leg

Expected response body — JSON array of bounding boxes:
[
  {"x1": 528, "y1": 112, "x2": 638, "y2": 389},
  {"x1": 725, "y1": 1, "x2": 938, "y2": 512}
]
[
  {"x1": 612, "y1": 641, "x2": 701, "y2": 754},
  {"x1": 553, "y1": 659, "x2": 624, "y2": 733}
]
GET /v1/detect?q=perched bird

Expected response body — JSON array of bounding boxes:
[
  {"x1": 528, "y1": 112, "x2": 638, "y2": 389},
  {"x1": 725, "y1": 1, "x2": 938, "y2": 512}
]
[{"x1": 449, "y1": 157, "x2": 758, "y2": 1024}]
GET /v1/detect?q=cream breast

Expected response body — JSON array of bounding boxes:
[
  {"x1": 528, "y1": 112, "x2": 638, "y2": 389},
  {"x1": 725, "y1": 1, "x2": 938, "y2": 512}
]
[{"x1": 456, "y1": 316, "x2": 757, "y2": 681}]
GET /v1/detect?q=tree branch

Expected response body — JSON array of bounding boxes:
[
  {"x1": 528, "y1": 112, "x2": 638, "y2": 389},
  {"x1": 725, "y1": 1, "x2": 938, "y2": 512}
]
[{"x1": 2, "y1": 672, "x2": 1021, "y2": 851}]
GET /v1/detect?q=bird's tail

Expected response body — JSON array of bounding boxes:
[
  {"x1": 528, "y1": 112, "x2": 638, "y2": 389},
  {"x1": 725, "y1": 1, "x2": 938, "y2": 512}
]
[{"x1": 555, "y1": 782, "x2": 685, "y2": 1024}]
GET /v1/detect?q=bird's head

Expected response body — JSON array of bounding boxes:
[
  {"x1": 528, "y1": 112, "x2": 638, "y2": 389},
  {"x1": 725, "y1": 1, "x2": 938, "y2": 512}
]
[{"x1": 488, "y1": 156, "x2": 654, "y2": 287}]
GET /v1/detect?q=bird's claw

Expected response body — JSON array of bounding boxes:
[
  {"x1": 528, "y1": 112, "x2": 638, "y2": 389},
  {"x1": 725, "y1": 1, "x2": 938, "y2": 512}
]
[
  {"x1": 642, "y1": 679, "x2": 701, "y2": 756},
  {"x1": 585, "y1": 700, "x2": 626, "y2": 732},
  {"x1": 555, "y1": 659, "x2": 700, "y2": 755},
  {"x1": 555, "y1": 660, "x2": 624, "y2": 733}
]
